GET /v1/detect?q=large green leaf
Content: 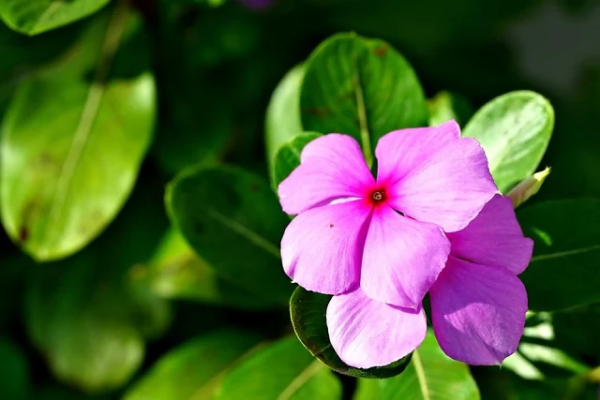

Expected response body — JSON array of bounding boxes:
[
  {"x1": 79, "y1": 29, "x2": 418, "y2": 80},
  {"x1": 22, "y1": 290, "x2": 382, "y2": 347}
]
[
  {"x1": 25, "y1": 183, "x2": 171, "y2": 393},
  {"x1": 300, "y1": 33, "x2": 427, "y2": 165},
  {"x1": 0, "y1": 338, "x2": 29, "y2": 400},
  {"x1": 265, "y1": 64, "x2": 304, "y2": 171},
  {"x1": 272, "y1": 132, "x2": 321, "y2": 188},
  {"x1": 0, "y1": 7, "x2": 155, "y2": 261},
  {"x1": 214, "y1": 336, "x2": 342, "y2": 400},
  {"x1": 518, "y1": 200, "x2": 600, "y2": 311},
  {"x1": 134, "y1": 228, "x2": 278, "y2": 309},
  {"x1": 123, "y1": 329, "x2": 262, "y2": 400},
  {"x1": 0, "y1": 0, "x2": 109, "y2": 36},
  {"x1": 290, "y1": 286, "x2": 411, "y2": 379},
  {"x1": 166, "y1": 165, "x2": 292, "y2": 306},
  {"x1": 462, "y1": 91, "x2": 554, "y2": 193},
  {"x1": 354, "y1": 332, "x2": 480, "y2": 400}
]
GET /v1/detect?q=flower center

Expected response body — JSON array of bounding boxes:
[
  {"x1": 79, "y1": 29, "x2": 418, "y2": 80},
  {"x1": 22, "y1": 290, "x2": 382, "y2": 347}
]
[{"x1": 371, "y1": 190, "x2": 385, "y2": 203}]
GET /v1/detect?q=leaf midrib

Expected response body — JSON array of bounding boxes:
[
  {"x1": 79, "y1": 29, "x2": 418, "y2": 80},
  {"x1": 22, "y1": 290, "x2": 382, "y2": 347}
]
[
  {"x1": 531, "y1": 244, "x2": 600, "y2": 262},
  {"x1": 412, "y1": 349, "x2": 431, "y2": 400},
  {"x1": 350, "y1": 41, "x2": 372, "y2": 167},
  {"x1": 36, "y1": 3, "x2": 129, "y2": 257},
  {"x1": 277, "y1": 360, "x2": 322, "y2": 400},
  {"x1": 205, "y1": 208, "x2": 281, "y2": 258}
]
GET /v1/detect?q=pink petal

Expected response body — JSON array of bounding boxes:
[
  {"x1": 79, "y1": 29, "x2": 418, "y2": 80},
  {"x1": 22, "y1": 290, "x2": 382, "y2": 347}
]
[
  {"x1": 327, "y1": 288, "x2": 427, "y2": 368},
  {"x1": 278, "y1": 134, "x2": 374, "y2": 215},
  {"x1": 376, "y1": 120, "x2": 460, "y2": 185},
  {"x1": 360, "y1": 205, "x2": 450, "y2": 309},
  {"x1": 448, "y1": 195, "x2": 534, "y2": 274},
  {"x1": 376, "y1": 121, "x2": 498, "y2": 232},
  {"x1": 281, "y1": 200, "x2": 371, "y2": 295},
  {"x1": 430, "y1": 256, "x2": 527, "y2": 365}
]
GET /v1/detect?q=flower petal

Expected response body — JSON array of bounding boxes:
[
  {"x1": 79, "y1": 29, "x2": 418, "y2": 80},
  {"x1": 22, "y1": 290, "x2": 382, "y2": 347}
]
[
  {"x1": 281, "y1": 200, "x2": 371, "y2": 295},
  {"x1": 327, "y1": 288, "x2": 427, "y2": 368},
  {"x1": 430, "y1": 256, "x2": 527, "y2": 365},
  {"x1": 278, "y1": 134, "x2": 374, "y2": 215},
  {"x1": 360, "y1": 205, "x2": 450, "y2": 309},
  {"x1": 376, "y1": 120, "x2": 498, "y2": 232},
  {"x1": 448, "y1": 195, "x2": 534, "y2": 274},
  {"x1": 376, "y1": 120, "x2": 460, "y2": 185}
]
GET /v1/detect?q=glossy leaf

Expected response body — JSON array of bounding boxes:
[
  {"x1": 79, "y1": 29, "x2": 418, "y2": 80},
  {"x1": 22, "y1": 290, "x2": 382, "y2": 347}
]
[
  {"x1": 0, "y1": 0, "x2": 109, "y2": 36},
  {"x1": 0, "y1": 8, "x2": 156, "y2": 261},
  {"x1": 427, "y1": 91, "x2": 474, "y2": 127},
  {"x1": 463, "y1": 91, "x2": 554, "y2": 193},
  {"x1": 0, "y1": 338, "x2": 29, "y2": 400},
  {"x1": 518, "y1": 200, "x2": 600, "y2": 311},
  {"x1": 134, "y1": 229, "x2": 278, "y2": 309},
  {"x1": 272, "y1": 132, "x2": 321, "y2": 187},
  {"x1": 354, "y1": 332, "x2": 480, "y2": 400},
  {"x1": 124, "y1": 330, "x2": 262, "y2": 400},
  {"x1": 166, "y1": 165, "x2": 292, "y2": 306},
  {"x1": 301, "y1": 33, "x2": 428, "y2": 165},
  {"x1": 265, "y1": 64, "x2": 304, "y2": 170},
  {"x1": 290, "y1": 286, "x2": 411, "y2": 379},
  {"x1": 214, "y1": 336, "x2": 342, "y2": 400},
  {"x1": 25, "y1": 184, "x2": 171, "y2": 392}
]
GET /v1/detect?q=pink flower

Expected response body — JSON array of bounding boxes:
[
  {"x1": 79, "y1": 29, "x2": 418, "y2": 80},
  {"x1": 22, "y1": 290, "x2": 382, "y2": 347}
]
[
  {"x1": 278, "y1": 120, "x2": 532, "y2": 368},
  {"x1": 326, "y1": 195, "x2": 533, "y2": 367},
  {"x1": 279, "y1": 120, "x2": 497, "y2": 310}
]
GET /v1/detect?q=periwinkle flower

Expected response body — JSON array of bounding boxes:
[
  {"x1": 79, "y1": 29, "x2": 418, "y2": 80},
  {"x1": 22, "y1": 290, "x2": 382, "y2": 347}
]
[{"x1": 278, "y1": 121, "x2": 532, "y2": 368}]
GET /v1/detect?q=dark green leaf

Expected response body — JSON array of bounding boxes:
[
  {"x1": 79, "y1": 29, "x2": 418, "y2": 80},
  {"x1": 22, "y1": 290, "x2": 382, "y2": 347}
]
[
  {"x1": 462, "y1": 91, "x2": 554, "y2": 193},
  {"x1": 354, "y1": 332, "x2": 480, "y2": 400},
  {"x1": 25, "y1": 183, "x2": 171, "y2": 392},
  {"x1": 290, "y1": 286, "x2": 412, "y2": 379},
  {"x1": 427, "y1": 91, "x2": 474, "y2": 127},
  {"x1": 301, "y1": 33, "x2": 427, "y2": 165},
  {"x1": 503, "y1": 313, "x2": 589, "y2": 381},
  {"x1": 166, "y1": 165, "x2": 292, "y2": 306},
  {"x1": 0, "y1": 0, "x2": 109, "y2": 35},
  {"x1": 124, "y1": 329, "x2": 262, "y2": 400},
  {"x1": 0, "y1": 338, "x2": 29, "y2": 400},
  {"x1": 265, "y1": 64, "x2": 304, "y2": 170},
  {"x1": 272, "y1": 132, "x2": 322, "y2": 188},
  {"x1": 0, "y1": 7, "x2": 156, "y2": 261},
  {"x1": 214, "y1": 336, "x2": 342, "y2": 400},
  {"x1": 518, "y1": 200, "x2": 600, "y2": 311},
  {"x1": 134, "y1": 228, "x2": 279, "y2": 309}
]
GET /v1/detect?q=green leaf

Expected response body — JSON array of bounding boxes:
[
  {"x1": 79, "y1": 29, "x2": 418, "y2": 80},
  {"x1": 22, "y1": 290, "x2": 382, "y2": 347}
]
[
  {"x1": 265, "y1": 64, "x2": 304, "y2": 170},
  {"x1": 518, "y1": 200, "x2": 600, "y2": 311},
  {"x1": 0, "y1": 338, "x2": 29, "y2": 400},
  {"x1": 427, "y1": 91, "x2": 474, "y2": 127},
  {"x1": 272, "y1": 132, "x2": 322, "y2": 188},
  {"x1": 166, "y1": 165, "x2": 292, "y2": 306},
  {"x1": 0, "y1": 0, "x2": 109, "y2": 36},
  {"x1": 0, "y1": 7, "x2": 156, "y2": 261},
  {"x1": 133, "y1": 228, "x2": 279, "y2": 309},
  {"x1": 354, "y1": 332, "x2": 480, "y2": 400},
  {"x1": 503, "y1": 313, "x2": 590, "y2": 381},
  {"x1": 214, "y1": 336, "x2": 342, "y2": 400},
  {"x1": 301, "y1": 33, "x2": 427, "y2": 166},
  {"x1": 462, "y1": 91, "x2": 554, "y2": 193},
  {"x1": 123, "y1": 329, "x2": 262, "y2": 400},
  {"x1": 25, "y1": 183, "x2": 171, "y2": 393},
  {"x1": 290, "y1": 286, "x2": 411, "y2": 379}
]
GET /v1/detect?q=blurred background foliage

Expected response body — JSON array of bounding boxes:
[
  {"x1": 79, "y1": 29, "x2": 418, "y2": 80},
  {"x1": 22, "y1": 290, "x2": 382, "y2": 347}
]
[{"x1": 0, "y1": 0, "x2": 599, "y2": 399}]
